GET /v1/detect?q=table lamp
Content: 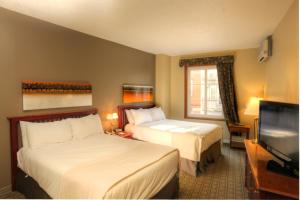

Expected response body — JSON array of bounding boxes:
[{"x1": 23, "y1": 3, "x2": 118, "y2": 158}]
[
  {"x1": 106, "y1": 112, "x2": 118, "y2": 133},
  {"x1": 244, "y1": 97, "x2": 263, "y2": 143}
]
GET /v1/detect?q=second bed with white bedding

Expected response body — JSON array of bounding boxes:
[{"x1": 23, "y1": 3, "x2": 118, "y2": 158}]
[
  {"x1": 125, "y1": 119, "x2": 223, "y2": 162},
  {"x1": 17, "y1": 134, "x2": 179, "y2": 199}
]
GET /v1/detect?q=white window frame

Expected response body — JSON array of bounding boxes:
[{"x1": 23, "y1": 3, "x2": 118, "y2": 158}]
[{"x1": 186, "y1": 65, "x2": 224, "y2": 120}]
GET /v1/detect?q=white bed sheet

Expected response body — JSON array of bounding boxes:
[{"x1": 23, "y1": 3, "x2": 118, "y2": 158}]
[
  {"x1": 125, "y1": 119, "x2": 223, "y2": 161},
  {"x1": 17, "y1": 134, "x2": 178, "y2": 199}
]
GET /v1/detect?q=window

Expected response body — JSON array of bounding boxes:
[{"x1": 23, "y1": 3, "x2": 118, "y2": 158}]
[{"x1": 185, "y1": 65, "x2": 223, "y2": 119}]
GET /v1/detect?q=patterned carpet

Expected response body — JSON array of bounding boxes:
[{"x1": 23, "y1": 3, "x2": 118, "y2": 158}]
[
  {"x1": 3, "y1": 144, "x2": 248, "y2": 199},
  {"x1": 179, "y1": 144, "x2": 248, "y2": 199}
]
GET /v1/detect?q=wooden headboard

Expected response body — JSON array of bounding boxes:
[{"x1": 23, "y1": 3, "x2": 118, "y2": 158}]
[
  {"x1": 7, "y1": 108, "x2": 98, "y2": 190},
  {"x1": 117, "y1": 104, "x2": 155, "y2": 130}
]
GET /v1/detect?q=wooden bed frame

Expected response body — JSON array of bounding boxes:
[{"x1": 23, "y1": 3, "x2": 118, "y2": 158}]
[
  {"x1": 7, "y1": 108, "x2": 98, "y2": 191},
  {"x1": 117, "y1": 103, "x2": 155, "y2": 130},
  {"x1": 7, "y1": 107, "x2": 179, "y2": 199}
]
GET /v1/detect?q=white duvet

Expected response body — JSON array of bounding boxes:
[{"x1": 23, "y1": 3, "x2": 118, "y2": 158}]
[
  {"x1": 125, "y1": 119, "x2": 223, "y2": 161},
  {"x1": 17, "y1": 134, "x2": 179, "y2": 199}
]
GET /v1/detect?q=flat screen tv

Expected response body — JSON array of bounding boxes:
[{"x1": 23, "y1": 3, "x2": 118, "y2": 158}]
[{"x1": 258, "y1": 100, "x2": 299, "y2": 177}]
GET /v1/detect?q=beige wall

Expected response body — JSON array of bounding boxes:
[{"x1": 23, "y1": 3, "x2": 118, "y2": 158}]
[
  {"x1": 264, "y1": 0, "x2": 299, "y2": 103},
  {"x1": 0, "y1": 8, "x2": 155, "y2": 189},
  {"x1": 155, "y1": 55, "x2": 171, "y2": 117}
]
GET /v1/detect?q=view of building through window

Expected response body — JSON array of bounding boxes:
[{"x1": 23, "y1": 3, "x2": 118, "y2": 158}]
[{"x1": 188, "y1": 65, "x2": 223, "y2": 118}]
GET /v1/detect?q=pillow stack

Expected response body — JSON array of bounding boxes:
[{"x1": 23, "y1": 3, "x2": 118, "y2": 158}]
[
  {"x1": 125, "y1": 107, "x2": 166, "y2": 125},
  {"x1": 148, "y1": 107, "x2": 166, "y2": 121},
  {"x1": 23, "y1": 120, "x2": 73, "y2": 149},
  {"x1": 67, "y1": 114, "x2": 103, "y2": 140},
  {"x1": 20, "y1": 114, "x2": 104, "y2": 149},
  {"x1": 130, "y1": 109, "x2": 152, "y2": 125}
]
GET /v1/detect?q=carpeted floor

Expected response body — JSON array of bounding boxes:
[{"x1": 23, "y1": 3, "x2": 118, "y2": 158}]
[
  {"x1": 179, "y1": 144, "x2": 248, "y2": 199},
  {"x1": 3, "y1": 144, "x2": 248, "y2": 199}
]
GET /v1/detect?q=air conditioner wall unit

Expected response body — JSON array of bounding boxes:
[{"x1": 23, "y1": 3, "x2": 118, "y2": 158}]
[{"x1": 258, "y1": 36, "x2": 272, "y2": 63}]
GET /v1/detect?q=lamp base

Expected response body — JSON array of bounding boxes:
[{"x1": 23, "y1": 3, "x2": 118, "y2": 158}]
[{"x1": 252, "y1": 118, "x2": 259, "y2": 144}]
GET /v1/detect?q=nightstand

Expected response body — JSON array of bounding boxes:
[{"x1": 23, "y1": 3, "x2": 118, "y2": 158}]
[
  {"x1": 228, "y1": 123, "x2": 250, "y2": 149},
  {"x1": 116, "y1": 131, "x2": 133, "y2": 139}
]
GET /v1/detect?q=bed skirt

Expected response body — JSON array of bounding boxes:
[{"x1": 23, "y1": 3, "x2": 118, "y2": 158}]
[
  {"x1": 180, "y1": 140, "x2": 221, "y2": 176},
  {"x1": 15, "y1": 168, "x2": 179, "y2": 199}
]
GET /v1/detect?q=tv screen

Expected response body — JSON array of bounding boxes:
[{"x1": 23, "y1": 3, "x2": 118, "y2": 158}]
[{"x1": 258, "y1": 101, "x2": 299, "y2": 166}]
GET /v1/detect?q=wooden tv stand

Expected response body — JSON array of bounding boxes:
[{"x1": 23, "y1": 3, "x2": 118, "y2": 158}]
[{"x1": 244, "y1": 140, "x2": 299, "y2": 199}]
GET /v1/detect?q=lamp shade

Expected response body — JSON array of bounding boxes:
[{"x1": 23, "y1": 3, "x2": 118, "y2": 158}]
[
  {"x1": 112, "y1": 112, "x2": 118, "y2": 119},
  {"x1": 244, "y1": 97, "x2": 263, "y2": 116},
  {"x1": 107, "y1": 113, "x2": 118, "y2": 120},
  {"x1": 106, "y1": 113, "x2": 113, "y2": 120}
]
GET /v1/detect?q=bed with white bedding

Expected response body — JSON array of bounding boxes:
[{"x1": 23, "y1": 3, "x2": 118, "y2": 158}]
[
  {"x1": 8, "y1": 109, "x2": 179, "y2": 199},
  {"x1": 118, "y1": 104, "x2": 223, "y2": 176},
  {"x1": 17, "y1": 134, "x2": 178, "y2": 199},
  {"x1": 125, "y1": 119, "x2": 222, "y2": 161}
]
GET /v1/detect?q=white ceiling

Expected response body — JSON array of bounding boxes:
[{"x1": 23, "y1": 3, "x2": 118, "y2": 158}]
[{"x1": 0, "y1": 0, "x2": 294, "y2": 55}]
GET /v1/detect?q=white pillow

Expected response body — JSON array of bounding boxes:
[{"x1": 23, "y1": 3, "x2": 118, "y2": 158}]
[
  {"x1": 26, "y1": 120, "x2": 73, "y2": 149},
  {"x1": 20, "y1": 121, "x2": 29, "y2": 148},
  {"x1": 125, "y1": 109, "x2": 135, "y2": 124},
  {"x1": 148, "y1": 107, "x2": 166, "y2": 121},
  {"x1": 131, "y1": 109, "x2": 152, "y2": 125},
  {"x1": 67, "y1": 114, "x2": 103, "y2": 139}
]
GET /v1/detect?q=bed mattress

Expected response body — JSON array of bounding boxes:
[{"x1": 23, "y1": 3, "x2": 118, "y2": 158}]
[
  {"x1": 125, "y1": 119, "x2": 222, "y2": 161},
  {"x1": 17, "y1": 134, "x2": 178, "y2": 199}
]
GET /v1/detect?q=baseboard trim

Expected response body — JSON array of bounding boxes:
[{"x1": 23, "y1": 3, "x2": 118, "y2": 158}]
[{"x1": 0, "y1": 185, "x2": 12, "y2": 198}]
